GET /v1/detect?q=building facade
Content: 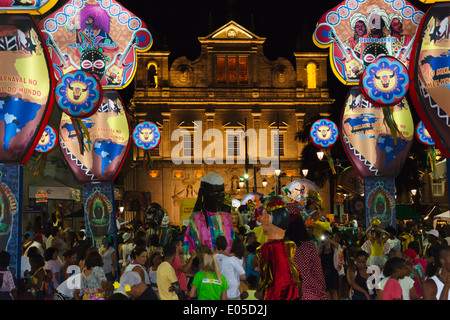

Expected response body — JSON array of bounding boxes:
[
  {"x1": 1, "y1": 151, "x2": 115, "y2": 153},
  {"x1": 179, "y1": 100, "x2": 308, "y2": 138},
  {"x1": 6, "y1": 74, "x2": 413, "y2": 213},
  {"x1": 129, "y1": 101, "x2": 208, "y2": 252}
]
[{"x1": 123, "y1": 21, "x2": 335, "y2": 225}]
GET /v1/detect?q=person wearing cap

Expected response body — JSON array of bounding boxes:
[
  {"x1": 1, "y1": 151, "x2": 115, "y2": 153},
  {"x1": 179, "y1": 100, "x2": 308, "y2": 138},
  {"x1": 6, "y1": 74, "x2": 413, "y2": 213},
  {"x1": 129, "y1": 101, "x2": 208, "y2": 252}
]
[
  {"x1": 424, "y1": 229, "x2": 441, "y2": 259},
  {"x1": 118, "y1": 271, "x2": 158, "y2": 300},
  {"x1": 182, "y1": 173, "x2": 235, "y2": 256},
  {"x1": 256, "y1": 195, "x2": 301, "y2": 300}
]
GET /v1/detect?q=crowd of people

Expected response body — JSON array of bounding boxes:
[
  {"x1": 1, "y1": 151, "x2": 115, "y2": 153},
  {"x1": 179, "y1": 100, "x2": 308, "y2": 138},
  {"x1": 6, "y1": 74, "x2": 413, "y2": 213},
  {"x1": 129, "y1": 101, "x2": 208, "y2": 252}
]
[{"x1": 1, "y1": 200, "x2": 450, "y2": 301}]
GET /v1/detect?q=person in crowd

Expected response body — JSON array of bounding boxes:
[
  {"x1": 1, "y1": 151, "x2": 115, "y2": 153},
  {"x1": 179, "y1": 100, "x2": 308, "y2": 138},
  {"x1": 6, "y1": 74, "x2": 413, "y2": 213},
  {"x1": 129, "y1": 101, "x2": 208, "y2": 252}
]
[
  {"x1": 0, "y1": 251, "x2": 17, "y2": 300},
  {"x1": 385, "y1": 226, "x2": 401, "y2": 253},
  {"x1": 119, "y1": 232, "x2": 133, "y2": 269},
  {"x1": 118, "y1": 271, "x2": 158, "y2": 300},
  {"x1": 403, "y1": 248, "x2": 425, "y2": 297},
  {"x1": 124, "y1": 246, "x2": 150, "y2": 285},
  {"x1": 25, "y1": 233, "x2": 44, "y2": 257},
  {"x1": 318, "y1": 230, "x2": 340, "y2": 300},
  {"x1": 99, "y1": 234, "x2": 116, "y2": 282},
  {"x1": 44, "y1": 247, "x2": 61, "y2": 289},
  {"x1": 244, "y1": 242, "x2": 260, "y2": 284},
  {"x1": 424, "y1": 229, "x2": 441, "y2": 259},
  {"x1": 148, "y1": 251, "x2": 162, "y2": 297},
  {"x1": 74, "y1": 249, "x2": 107, "y2": 300},
  {"x1": 157, "y1": 242, "x2": 181, "y2": 300},
  {"x1": 215, "y1": 235, "x2": 246, "y2": 300},
  {"x1": 347, "y1": 250, "x2": 376, "y2": 300},
  {"x1": 45, "y1": 227, "x2": 59, "y2": 251},
  {"x1": 245, "y1": 232, "x2": 257, "y2": 247},
  {"x1": 377, "y1": 250, "x2": 418, "y2": 300},
  {"x1": 25, "y1": 253, "x2": 47, "y2": 300},
  {"x1": 190, "y1": 249, "x2": 228, "y2": 300},
  {"x1": 425, "y1": 241, "x2": 443, "y2": 279},
  {"x1": 61, "y1": 249, "x2": 78, "y2": 281},
  {"x1": 286, "y1": 216, "x2": 329, "y2": 300},
  {"x1": 365, "y1": 222, "x2": 390, "y2": 268},
  {"x1": 381, "y1": 257, "x2": 408, "y2": 300},
  {"x1": 408, "y1": 241, "x2": 427, "y2": 271},
  {"x1": 21, "y1": 246, "x2": 38, "y2": 279},
  {"x1": 171, "y1": 238, "x2": 196, "y2": 300},
  {"x1": 22, "y1": 233, "x2": 33, "y2": 256},
  {"x1": 134, "y1": 230, "x2": 148, "y2": 249},
  {"x1": 423, "y1": 246, "x2": 450, "y2": 300}
]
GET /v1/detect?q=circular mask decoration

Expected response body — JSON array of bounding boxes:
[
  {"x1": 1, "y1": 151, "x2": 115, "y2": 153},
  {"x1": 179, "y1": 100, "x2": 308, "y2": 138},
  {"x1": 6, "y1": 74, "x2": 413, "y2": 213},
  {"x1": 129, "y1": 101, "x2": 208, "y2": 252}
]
[
  {"x1": 310, "y1": 119, "x2": 339, "y2": 148},
  {"x1": 362, "y1": 43, "x2": 389, "y2": 66},
  {"x1": 55, "y1": 70, "x2": 103, "y2": 118},
  {"x1": 132, "y1": 121, "x2": 161, "y2": 150},
  {"x1": 415, "y1": 121, "x2": 434, "y2": 146},
  {"x1": 360, "y1": 56, "x2": 409, "y2": 107},
  {"x1": 35, "y1": 125, "x2": 58, "y2": 153}
]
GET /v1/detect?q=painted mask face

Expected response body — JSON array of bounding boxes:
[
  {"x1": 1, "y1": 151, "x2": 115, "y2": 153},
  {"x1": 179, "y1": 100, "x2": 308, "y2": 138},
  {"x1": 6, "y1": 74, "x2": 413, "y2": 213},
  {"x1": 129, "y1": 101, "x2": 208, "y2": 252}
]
[{"x1": 80, "y1": 49, "x2": 107, "y2": 80}]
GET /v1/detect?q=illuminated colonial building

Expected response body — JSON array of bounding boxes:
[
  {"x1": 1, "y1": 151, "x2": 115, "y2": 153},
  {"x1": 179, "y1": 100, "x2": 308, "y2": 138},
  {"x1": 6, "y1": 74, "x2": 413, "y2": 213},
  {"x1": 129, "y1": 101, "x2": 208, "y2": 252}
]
[{"x1": 123, "y1": 21, "x2": 335, "y2": 225}]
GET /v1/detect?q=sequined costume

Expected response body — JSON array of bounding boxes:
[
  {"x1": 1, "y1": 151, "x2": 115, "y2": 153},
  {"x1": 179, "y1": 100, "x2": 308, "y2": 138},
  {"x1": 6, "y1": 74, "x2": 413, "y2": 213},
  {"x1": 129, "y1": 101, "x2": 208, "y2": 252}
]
[{"x1": 256, "y1": 239, "x2": 301, "y2": 300}]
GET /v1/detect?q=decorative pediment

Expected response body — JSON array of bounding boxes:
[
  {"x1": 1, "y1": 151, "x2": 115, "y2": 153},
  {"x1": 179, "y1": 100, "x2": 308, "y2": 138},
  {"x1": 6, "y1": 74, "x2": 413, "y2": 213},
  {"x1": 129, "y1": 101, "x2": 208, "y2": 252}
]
[
  {"x1": 199, "y1": 20, "x2": 264, "y2": 43},
  {"x1": 223, "y1": 121, "x2": 245, "y2": 129}
]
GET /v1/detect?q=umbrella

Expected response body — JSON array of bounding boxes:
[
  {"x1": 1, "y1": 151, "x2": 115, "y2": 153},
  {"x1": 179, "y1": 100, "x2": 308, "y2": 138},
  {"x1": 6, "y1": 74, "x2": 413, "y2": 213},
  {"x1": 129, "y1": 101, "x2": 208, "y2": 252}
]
[{"x1": 395, "y1": 204, "x2": 421, "y2": 220}]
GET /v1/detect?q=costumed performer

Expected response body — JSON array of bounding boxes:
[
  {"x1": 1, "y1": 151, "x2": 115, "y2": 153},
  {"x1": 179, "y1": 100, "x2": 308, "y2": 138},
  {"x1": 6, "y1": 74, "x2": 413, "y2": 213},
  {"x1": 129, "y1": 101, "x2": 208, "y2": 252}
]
[
  {"x1": 256, "y1": 195, "x2": 302, "y2": 300},
  {"x1": 308, "y1": 190, "x2": 332, "y2": 240},
  {"x1": 182, "y1": 173, "x2": 235, "y2": 256}
]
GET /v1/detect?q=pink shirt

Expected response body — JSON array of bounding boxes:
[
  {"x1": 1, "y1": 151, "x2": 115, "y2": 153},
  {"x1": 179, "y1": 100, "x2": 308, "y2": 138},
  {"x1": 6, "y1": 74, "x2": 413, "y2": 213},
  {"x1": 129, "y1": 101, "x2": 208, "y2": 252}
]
[
  {"x1": 383, "y1": 278, "x2": 403, "y2": 300},
  {"x1": 171, "y1": 255, "x2": 187, "y2": 291}
]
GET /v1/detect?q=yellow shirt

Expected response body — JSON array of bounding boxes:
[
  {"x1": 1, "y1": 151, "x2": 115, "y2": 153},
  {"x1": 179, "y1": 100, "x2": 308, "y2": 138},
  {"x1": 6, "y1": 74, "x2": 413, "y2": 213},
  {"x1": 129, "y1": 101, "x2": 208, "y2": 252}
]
[
  {"x1": 370, "y1": 241, "x2": 384, "y2": 257},
  {"x1": 156, "y1": 261, "x2": 179, "y2": 300}
]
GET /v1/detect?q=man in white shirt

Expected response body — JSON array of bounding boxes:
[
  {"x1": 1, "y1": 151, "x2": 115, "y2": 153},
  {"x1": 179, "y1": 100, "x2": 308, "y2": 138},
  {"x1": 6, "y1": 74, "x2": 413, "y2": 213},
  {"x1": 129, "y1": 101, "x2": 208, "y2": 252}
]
[{"x1": 215, "y1": 235, "x2": 245, "y2": 300}]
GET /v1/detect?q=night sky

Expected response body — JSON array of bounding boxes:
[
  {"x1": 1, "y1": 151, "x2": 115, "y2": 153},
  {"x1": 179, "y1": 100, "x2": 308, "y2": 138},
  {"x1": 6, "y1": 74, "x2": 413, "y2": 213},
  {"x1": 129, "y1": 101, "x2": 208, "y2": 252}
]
[{"x1": 116, "y1": 0, "x2": 429, "y2": 107}]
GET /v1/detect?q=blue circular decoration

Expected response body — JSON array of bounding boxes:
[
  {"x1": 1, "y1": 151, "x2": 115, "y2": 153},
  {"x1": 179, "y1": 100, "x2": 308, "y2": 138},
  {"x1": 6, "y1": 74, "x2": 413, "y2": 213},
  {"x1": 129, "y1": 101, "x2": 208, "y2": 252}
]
[
  {"x1": 132, "y1": 121, "x2": 161, "y2": 150},
  {"x1": 310, "y1": 119, "x2": 339, "y2": 148},
  {"x1": 55, "y1": 70, "x2": 103, "y2": 118},
  {"x1": 360, "y1": 56, "x2": 409, "y2": 107},
  {"x1": 415, "y1": 121, "x2": 434, "y2": 146},
  {"x1": 36, "y1": 125, "x2": 58, "y2": 153}
]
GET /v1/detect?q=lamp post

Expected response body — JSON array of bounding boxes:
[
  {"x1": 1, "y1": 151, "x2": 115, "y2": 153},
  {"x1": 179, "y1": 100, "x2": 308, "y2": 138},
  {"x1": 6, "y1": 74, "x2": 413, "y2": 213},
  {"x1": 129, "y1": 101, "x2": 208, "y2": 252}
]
[
  {"x1": 275, "y1": 168, "x2": 281, "y2": 195},
  {"x1": 302, "y1": 169, "x2": 309, "y2": 177}
]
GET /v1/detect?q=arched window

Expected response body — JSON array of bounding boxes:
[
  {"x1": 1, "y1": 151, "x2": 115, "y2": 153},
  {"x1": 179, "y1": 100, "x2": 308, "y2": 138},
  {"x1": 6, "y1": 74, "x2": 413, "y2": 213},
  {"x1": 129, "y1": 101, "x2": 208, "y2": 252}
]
[
  {"x1": 306, "y1": 62, "x2": 317, "y2": 89},
  {"x1": 147, "y1": 62, "x2": 158, "y2": 88}
]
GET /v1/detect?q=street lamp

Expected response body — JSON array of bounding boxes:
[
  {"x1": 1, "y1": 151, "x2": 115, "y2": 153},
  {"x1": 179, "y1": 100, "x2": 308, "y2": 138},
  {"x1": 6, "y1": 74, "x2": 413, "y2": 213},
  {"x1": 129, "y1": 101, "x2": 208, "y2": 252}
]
[
  {"x1": 262, "y1": 178, "x2": 268, "y2": 188},
  {"x1": 239, "y1": 178, "x2": 245, "y2": 188},
  {"x1": 274, "y1": 168, "x2": 281, "y2": 176},
  {"x1": 302, "y1": 169, "x2": 308, "y2": 177},
  {"x1": 316, "y1": 150, "x2": 324, "y2": 161},
  {"x1": 411, "y1": 189, "x2": 417, "y2": 196}
]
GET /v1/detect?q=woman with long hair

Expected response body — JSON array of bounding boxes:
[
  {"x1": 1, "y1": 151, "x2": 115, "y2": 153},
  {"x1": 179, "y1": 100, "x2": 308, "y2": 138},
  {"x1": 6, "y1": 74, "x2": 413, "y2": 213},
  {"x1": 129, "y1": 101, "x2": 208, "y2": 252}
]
[
  {"x1": 285, "y1": 216, "x2": 329, "y2": 300},
  {"x1": 190, "y1": 249, "x2": 228, "y2": 300}
]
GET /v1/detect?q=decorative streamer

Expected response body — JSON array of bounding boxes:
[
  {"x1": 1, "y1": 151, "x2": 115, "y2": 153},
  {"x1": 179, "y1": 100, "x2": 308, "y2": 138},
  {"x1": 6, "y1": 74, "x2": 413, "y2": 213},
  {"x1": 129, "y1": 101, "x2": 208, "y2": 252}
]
[
  {"x1": 416, "y1": 121, "x2": 437, "y2": 172},
  {"x1": 324, "y1": 148, "x2": 337, "y2": 175}
]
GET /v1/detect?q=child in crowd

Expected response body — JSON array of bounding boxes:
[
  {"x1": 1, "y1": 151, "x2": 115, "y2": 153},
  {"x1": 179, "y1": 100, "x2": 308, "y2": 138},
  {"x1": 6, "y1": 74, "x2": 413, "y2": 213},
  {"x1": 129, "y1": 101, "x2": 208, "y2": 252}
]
[{"x1": 382, "y1": 257, "x2": 408, "y2": 300}]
